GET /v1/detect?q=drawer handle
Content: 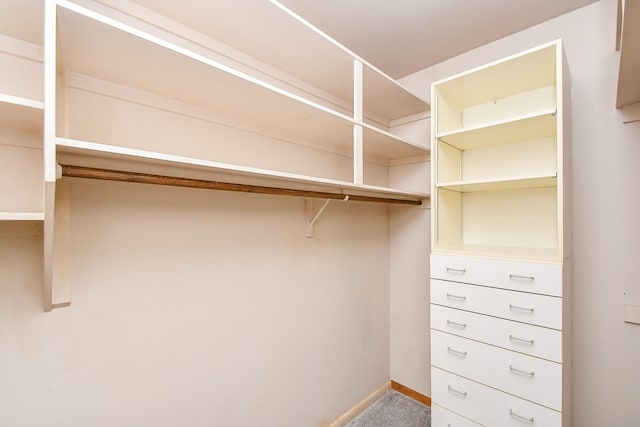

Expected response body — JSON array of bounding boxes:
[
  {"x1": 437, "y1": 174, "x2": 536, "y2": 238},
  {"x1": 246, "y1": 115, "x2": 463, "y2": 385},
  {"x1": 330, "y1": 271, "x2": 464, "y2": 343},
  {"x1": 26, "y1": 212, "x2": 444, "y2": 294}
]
[
  {"x1": 509, "y1": 409, "x2": 535, "y2": 423},
  {"x1": 447, "y1": 385, "x2": 468, "y2": 397},
  {"x1": 509, "y1": 274, "x2": 535, "y2": 281},
  {"x1": 446, "y1": 267, "x2": 466, "y2": 274},
  {"x1": 509, "y1": 334, "x2": 535, "y2": 345},
  {"x1": 447, "y1": 346, "x2": 467, "y2": 357},
  {"x1": 447, "y1": 320, "x2": 467, "y2": 329},
  {"x1": 510, "y1": 365, "x2": 535, "y2": 377},
  {"x1": 509, "y1": 304, "x2": 534, "y2": 313},
  {"x1": 446, "y1": 293, "x2": 467, "y2": 301}
]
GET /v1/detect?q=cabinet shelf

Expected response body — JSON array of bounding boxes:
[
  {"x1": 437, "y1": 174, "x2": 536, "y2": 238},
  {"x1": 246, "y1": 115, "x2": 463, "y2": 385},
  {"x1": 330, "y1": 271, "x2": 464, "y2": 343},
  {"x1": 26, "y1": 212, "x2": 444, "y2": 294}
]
[
  {"x1": 436, "y1": 108, "x2": 557, "y2": 150},
  {"x1": 56, "y1": 2, "x2": 426, "y2": 164},
  {"x1": 437, "y1": 174, "x2": 557, "y2": 193},
  {"x1": 56, "y1": 137, "x2": 429, "y2": 202}
]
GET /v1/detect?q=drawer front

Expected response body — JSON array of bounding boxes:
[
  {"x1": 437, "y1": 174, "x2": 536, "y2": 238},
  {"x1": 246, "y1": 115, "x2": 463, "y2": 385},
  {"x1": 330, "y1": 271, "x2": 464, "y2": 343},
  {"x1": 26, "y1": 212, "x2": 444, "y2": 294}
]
[
  {"x1": 431, "y1": 330, "x2": 562, "y2": 410},
  {"x1": 431, "y1": 279, "x2": 563, "y2": 329},
  {"x1": 431, "y1": 304, "x2": 562, "y2": 362},
  {"x1": 431, "y1": 254, "x2": 562, "y2": 297},
  {"x1": 432, "y1": 367, "x2": 562, "y2": 427},
  {"x1": 432, "y1": 404, "x2": 482, "y2": 427}
]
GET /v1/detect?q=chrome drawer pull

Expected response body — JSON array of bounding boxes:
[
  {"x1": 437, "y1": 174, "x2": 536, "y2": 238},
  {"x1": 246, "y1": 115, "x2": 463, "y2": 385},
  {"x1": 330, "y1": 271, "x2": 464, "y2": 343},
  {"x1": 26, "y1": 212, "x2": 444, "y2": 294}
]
[
  {"x1": 447, "y1": 385, "x2": 468, "y2": 397},
  {"x1": 446, "y1": 293, "x2": 467, "y2": 301},
  {"x1": 510, "y1": 365, "x2": 535, "y2": 377},
  {"x1": 509, "y1": 334, "x2": 535, "y2": 345},
  {"x1": 509, "y1": 274, "x2": 535, "y2": 281},
  {"x1": 446, "y1": 267, "x2": 466, "y2": 274},
  {"x1": 509, "y1": 409, "x2": 534, "y2": 423},
  {"x1": 447, "y1": 346, "x2": 467, "y2": 357},
  {"x1": 509, "y1": 304, "x2": 534, "y2": 313},
  {"x1": 447, "y1": 320, "x2": 467, "y2": 329}
]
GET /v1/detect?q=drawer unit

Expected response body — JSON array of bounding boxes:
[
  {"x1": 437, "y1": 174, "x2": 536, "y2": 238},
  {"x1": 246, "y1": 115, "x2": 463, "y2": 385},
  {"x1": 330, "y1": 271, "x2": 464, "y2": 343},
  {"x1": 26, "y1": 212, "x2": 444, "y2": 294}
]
[
  {"x1": 432, "y1": 367, "x2": 562, "y2": 427},
  {"x1": 431, "y1": 404, "x2": 482, "y2": 427},
  {"x1": 431, "y1": 279, "x2": 563, "y2": 329},
  {"x1": 431, "y1": 304, "x2": 562, "y2": 362},
  {"x1": 431, "y1": 254, "x2": 562, "y2": 297},
  {"x1": 431, "y1": 330, "x2": 562, "y2": 410}
]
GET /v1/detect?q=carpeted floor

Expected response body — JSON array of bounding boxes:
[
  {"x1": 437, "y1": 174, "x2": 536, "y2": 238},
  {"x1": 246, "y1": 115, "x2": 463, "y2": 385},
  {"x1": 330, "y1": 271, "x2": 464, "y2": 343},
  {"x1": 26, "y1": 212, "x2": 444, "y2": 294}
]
[{"x1": 346, "y1": 390, "x2": 431, "y2": 427}]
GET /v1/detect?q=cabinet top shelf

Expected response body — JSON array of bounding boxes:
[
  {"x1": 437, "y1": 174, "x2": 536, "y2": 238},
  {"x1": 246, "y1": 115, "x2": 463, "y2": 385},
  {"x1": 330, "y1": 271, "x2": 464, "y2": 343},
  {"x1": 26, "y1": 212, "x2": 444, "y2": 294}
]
[{"x1": 433, "y1": 41, "x2": 559, "y2": 108}]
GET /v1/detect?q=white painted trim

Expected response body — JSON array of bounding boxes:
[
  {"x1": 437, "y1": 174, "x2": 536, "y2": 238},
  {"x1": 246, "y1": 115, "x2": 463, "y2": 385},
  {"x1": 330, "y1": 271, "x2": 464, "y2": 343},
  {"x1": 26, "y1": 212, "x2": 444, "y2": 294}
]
[
  {"x1": 0, "y1": 93, "x2": 44, "y2": 110},
  {"x1": 389, "y1": 155, "x2": 431, "y2": 167},
  {"x1": 0, "y1": 33, "x2": 43, "y2": 62},
  {"x1": 329, "y1": 382, "x2": 391, "y2": 427},
  {"x1": 390, "y1": 111, "x2": 431, "y2": 127}
]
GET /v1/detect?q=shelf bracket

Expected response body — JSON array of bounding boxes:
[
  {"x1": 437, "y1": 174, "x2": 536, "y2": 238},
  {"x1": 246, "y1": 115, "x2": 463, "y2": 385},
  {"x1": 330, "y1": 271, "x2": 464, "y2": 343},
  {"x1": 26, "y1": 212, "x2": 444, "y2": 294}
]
[{"x1": 306, "y1": 198, "x2": 334, "y2": 238}]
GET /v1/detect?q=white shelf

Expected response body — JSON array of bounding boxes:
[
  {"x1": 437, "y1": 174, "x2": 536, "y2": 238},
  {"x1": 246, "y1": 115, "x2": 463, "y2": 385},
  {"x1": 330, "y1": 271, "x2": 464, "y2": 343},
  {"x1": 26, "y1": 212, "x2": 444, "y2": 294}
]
[
  {"x1": 436, "y1": 108, "x2": 557, "y2": 150},
  {"x1": 437, "y1": 174, "x2": 557, "y2": 193},
  {"x1": 123, "y1": 0, "x2": 428, "y2": 123},
  {"x1": 0, "y1": 212, "x2": 44, "y2": 221},
  {"x1": 56, "y1": 2, "x2": 426, "y2": 164},
  {"x1": 0, "y1": 93, "x2": 44, "y2": 132},
  {"x1": 56, "y1": 137, "x2": 429, "y2": 202}
]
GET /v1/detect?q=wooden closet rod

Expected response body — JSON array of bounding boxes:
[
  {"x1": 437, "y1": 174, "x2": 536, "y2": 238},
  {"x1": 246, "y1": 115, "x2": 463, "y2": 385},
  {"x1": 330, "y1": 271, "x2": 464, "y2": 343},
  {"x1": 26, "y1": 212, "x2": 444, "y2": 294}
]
[{"x1": 59, "y1": 165, "x2": 423, "y2": 206}]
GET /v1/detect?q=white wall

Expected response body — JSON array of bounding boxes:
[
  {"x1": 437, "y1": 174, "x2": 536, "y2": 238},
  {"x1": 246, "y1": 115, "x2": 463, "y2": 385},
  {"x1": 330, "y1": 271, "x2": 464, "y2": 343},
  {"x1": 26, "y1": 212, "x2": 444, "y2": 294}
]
[
  {"x1": 0, "y1": 180, "x2": 391, "y2": 426},
  {"x1": 400, "y1": 0, "x2": 640, "y2": 425}
]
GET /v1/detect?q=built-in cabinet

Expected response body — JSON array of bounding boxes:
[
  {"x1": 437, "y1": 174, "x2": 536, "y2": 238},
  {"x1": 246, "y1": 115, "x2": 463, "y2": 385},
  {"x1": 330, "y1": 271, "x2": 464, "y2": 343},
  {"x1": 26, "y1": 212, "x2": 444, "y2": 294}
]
[
  {"x1": 429, "y1": 40, "x2": 572, "y2": 426},
  {"x1": 1, "y1": 0, "x2": 430, "y2": 310}
]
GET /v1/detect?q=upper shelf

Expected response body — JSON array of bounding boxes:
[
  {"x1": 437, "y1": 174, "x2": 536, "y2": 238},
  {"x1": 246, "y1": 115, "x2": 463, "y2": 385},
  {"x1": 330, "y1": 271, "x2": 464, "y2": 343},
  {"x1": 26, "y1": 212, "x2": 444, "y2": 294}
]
[
  {"x1": 110, "y1": 0, "x2": 429, "y2": 123},
  {"x1": 56, "y1": 2, "x2": 427, "y2": 164}
]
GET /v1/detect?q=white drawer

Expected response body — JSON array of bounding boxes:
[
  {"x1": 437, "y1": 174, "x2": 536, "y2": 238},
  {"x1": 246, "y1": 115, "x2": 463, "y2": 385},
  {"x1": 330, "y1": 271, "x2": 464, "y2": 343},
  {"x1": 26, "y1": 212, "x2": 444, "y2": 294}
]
[
  {"x1": 432, "y1": 367, "x2": 562, "y2": 427},
  {"x1": 431, "y1": 279, "x2": 563, "y2": 329},
  {"x1": 431, "y1": 254, "x2": 562, "y2": 297},
  {"x1": 432, "y1": 404, "x2": 482, "y2": 427},
  {"x1": 431, "y1": 304, "x2": 562, "y2": 362},
  {"x1": 431, "y1": 330, "x2": 562, "y2": 410}
]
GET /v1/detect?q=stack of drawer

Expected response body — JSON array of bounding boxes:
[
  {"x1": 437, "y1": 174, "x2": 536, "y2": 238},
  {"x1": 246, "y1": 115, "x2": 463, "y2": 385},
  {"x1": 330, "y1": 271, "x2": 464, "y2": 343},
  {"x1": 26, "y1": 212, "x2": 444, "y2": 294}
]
[{"x1": 430, "y1": 254, "x2": 566, "y2": 426}]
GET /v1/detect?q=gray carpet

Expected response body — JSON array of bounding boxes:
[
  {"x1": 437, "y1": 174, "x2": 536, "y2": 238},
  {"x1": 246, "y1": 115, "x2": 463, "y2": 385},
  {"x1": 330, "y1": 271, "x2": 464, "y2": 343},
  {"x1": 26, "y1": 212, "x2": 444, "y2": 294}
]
[{"x1": 346, "y1": 390, "x2": 431, "y2": 427}]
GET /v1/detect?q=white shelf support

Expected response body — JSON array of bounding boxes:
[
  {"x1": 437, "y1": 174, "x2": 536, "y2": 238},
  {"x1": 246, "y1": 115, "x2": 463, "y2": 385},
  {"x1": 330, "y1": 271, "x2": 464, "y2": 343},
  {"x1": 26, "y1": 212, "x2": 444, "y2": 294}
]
[
  {"x1": 43, "y1": 0, "x2": 57, "y2": 312},
  {"x1": 306, "y1": 198, "x2": 332, "y2": 238},
  {"x1": 353, "y1": 60, "x2": 364, "y2": 185}
]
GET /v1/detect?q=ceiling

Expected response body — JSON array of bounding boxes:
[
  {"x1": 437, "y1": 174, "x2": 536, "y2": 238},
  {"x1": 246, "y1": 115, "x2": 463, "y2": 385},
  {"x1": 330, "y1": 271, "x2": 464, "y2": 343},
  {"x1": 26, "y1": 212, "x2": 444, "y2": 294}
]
[
  {"x1": 278, "y1": 0, "x2": 599, "y2": 78},
  {"x1": 129, "y1": 0, "x2": 599, "y2": 80}
]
